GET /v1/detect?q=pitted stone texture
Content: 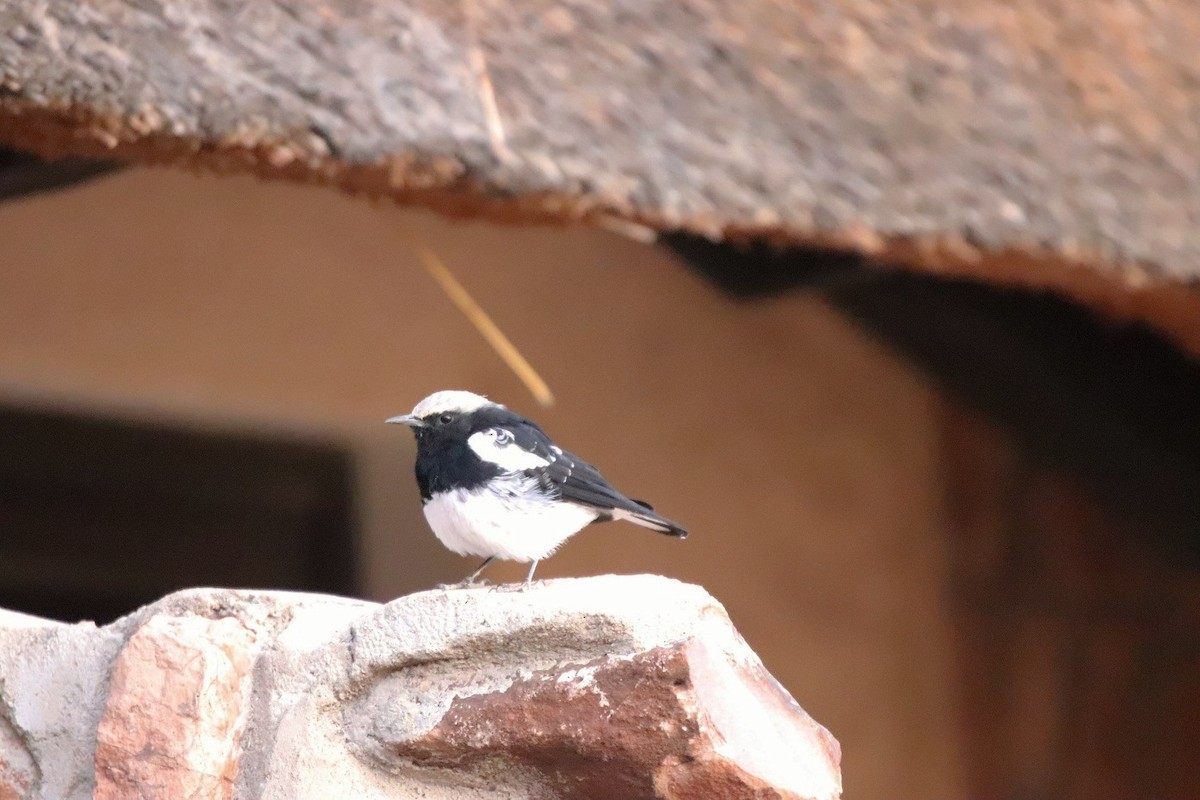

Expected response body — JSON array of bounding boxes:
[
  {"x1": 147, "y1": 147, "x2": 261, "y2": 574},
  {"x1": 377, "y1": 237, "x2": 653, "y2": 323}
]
[
  {"x1": 93, "y1": 614, "x2": 259, "y2": 800},
  {"x1": 0, "y1": 617, "x2": 126, "y2": 800},
  {"x1": 0, "y1": 577, "x2": 839, "y2": 800},
  {"x1": 0, "y1": 589, "x2": 361, "y2": 800},
  {"x1": 339, "y1": 576, "x2": 839, "y2": 800},
  {"x1": 380, "y1": 643, "x2": 838, "y2": 800},
  {"x1": 0, "y1": 714, "x2": 37, "y2": 800}
]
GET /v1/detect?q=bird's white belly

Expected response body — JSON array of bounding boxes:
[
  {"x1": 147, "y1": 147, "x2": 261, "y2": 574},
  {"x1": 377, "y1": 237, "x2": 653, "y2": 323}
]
[{"x1": 422, "y1": 484, "x2": 598, "y2": 562}]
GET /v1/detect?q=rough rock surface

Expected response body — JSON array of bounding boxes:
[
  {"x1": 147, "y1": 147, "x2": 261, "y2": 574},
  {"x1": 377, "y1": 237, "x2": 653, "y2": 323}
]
[
  {"x1": 1, "y1": 1, "x2": 1200, "y2": 353},
  {"x1": 93, "y1": 615, "x2": 260, "y2": 799},
  {"x1": 0, "y1": 576, "x2": 840, "y2": 800}
]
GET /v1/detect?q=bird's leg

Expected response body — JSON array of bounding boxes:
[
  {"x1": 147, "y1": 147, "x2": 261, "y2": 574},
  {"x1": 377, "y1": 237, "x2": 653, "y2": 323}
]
[
  {"x1": 463, "y1": 556, "x2": 496, "y2": 585},
  {"x1": 520, "y1": 559, "x2": 540, "y2": 591},
  {"x1": 467, "y1": 556, "x2": 497, "y2": 583},
  {"x1": 440, "y1": 556, "x2": 495, "y2": 589}
]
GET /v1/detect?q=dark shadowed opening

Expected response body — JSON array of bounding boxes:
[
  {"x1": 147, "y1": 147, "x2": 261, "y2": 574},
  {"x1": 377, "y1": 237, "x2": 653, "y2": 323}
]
[{"x1": 0, "y1": 405, "x2": 358, "y2": 624}]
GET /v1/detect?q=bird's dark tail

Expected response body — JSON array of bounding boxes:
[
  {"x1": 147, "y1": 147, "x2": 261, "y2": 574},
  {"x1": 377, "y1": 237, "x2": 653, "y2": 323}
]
[{"x1": 616, "y1": 501, "x2": 688, "y2": 538}]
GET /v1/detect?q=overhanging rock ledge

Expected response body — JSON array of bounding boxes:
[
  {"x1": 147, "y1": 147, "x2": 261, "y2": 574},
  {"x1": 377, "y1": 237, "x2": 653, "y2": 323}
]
[
  {"x1": 3, "y1": 1, "x2": 1200, "y2": 354},
  {"x1": 0, "y1": 574, "x2": 841, "y2": 800}
]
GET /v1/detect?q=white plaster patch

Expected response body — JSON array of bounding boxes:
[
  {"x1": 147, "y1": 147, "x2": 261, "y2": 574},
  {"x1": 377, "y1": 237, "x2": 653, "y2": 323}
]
[{"x1": 553, "y1": 664, "x2": 610, "y2": 708}]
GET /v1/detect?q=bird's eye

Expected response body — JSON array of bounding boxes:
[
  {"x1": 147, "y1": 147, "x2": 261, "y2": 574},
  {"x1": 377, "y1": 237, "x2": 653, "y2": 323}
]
[{"x1": 439, "y1": 413, "x2": 454, "y2": 424}]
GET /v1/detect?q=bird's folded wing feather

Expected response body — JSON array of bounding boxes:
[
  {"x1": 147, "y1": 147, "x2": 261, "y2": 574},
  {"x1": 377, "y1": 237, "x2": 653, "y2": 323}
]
[{"x1": 505, "y1": 422, "x2": 649, "y2": 514}]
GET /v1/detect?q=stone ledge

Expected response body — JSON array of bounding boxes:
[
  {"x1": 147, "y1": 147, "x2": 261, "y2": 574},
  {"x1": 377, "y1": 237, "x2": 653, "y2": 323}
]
[{"x1": 0, "y1": 576, "x2": 841, "y2": 800}]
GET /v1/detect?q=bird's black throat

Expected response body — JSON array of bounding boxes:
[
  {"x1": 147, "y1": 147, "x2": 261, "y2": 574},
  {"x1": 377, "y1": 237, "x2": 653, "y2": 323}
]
[{"x1": 411, "y1": 407, "x2": 522, "y2": 501}]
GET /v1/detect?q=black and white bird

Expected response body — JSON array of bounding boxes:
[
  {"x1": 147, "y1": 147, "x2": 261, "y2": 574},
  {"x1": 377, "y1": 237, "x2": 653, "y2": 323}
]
[{"x1": 387, "y1": 390, "x2": 686, "y2": 587}]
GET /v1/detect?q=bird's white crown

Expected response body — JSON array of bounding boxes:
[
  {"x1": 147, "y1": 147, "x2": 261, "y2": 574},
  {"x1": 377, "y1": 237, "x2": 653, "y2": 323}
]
[{"x1": 410, "y1": 390, "x2": 497, "y2": 419}]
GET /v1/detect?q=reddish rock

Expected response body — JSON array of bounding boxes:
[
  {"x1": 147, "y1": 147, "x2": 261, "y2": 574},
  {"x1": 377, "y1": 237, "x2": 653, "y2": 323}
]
[
  {"x1": 0, "y1": 578, "x2": 838, "y2": 799},
  {"x1": 386, "y1": 639, "x2": 840, "y2": 800},
  {"x1": 0, "y1": 776, "x2": 23, "y2": 800},
  {"x1": 92, "y1": 614, "x2": 258, "y2": 800},
  {"x1": 0, "y1": 719, "x2": 35, "y2": 800},
  {"x1": 0, "y1": 743, "x2": 31, "y2": 800}
]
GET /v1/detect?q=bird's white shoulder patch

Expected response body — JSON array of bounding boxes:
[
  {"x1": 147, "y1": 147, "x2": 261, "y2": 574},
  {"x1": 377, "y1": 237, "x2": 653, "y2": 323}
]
[
  {"x1": 411, "y1": 390, "x2": 495, "y2": 419},
  {"x1": 468, "y1": 428, "x2": 550, "y2": 471}
]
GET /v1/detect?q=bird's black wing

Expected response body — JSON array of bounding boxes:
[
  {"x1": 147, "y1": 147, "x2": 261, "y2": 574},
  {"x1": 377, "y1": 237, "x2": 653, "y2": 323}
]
[{"x1": 505, "y1": 420, "x2": 687, "y2": 537}]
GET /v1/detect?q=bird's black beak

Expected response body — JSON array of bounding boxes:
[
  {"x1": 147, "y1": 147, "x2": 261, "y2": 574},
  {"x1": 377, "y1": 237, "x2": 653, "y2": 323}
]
[{"x1": 386, "y1": 414, "x2": 425, "y2": 428}]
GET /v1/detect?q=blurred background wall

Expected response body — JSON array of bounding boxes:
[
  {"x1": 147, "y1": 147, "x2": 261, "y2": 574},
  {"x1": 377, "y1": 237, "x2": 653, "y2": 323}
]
[{"x1": 0, "y1": 168, "x2": 959, "y2": 798}]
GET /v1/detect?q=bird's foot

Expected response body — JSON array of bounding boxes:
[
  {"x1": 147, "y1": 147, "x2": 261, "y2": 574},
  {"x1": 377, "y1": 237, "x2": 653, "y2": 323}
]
[
  {"x1": 486, "y1": 580, "x2": 539, "y2": 593},
  {"x1": 437, "y1": 577, "x2": 491, "y2": 590}
]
